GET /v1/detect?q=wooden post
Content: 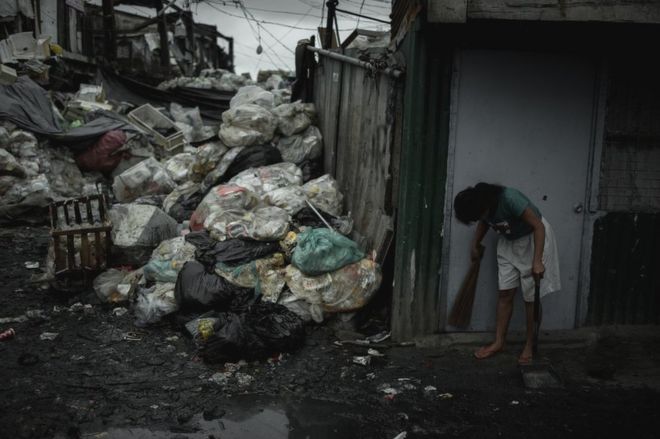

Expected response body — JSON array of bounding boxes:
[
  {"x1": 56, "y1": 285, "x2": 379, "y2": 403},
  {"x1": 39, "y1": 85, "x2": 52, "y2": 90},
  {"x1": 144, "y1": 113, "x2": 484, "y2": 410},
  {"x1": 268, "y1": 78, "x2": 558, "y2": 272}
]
[
  {"x1": 324, "y1": 0, "x2": 337, "y2": 49},
  {"x1": 155, "y1": 0, "x2": 170, "y2": 71},
  {"x1": 102, "y1": 0, "x2": 116, "y2": 61}
]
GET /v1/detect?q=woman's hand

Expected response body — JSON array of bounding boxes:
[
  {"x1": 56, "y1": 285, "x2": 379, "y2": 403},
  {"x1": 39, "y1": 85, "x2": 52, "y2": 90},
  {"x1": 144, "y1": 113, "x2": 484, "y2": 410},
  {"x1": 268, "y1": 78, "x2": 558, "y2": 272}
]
[
  {"x1": 532, "y1": 260, "x2": 545, "y2": 283},
  {"x1": 471, "y1": 245, "x2": 482, "y2": 261}
]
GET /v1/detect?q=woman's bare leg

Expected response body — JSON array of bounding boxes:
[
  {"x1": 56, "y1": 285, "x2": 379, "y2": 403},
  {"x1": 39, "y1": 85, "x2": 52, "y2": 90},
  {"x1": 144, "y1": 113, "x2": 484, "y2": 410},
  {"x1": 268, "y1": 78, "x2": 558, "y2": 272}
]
[{"x1": 475, "y1": 288, "x2": 516, "y2": 359}]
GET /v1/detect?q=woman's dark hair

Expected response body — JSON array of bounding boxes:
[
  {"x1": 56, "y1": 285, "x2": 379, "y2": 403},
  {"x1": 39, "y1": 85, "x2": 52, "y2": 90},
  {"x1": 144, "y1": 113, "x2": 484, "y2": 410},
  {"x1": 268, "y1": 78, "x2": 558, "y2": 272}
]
[{"x1": 453, "y1": 183, "x2": 503, "y2": 225}]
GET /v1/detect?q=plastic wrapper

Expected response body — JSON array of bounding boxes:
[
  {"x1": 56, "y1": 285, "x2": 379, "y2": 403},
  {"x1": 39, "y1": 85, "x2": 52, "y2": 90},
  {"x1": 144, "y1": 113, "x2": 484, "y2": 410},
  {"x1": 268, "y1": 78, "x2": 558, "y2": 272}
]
[
  {"x1": 230, "y1": 85, "x2": 275, "y2": 109},
  {"x1": 272, "y1": 101, "x2": 312, "y2": 136},
  {"x1": 218, "y1": 104, "x2": 277, "y2": 148},
  {"x1": 108, "y1": 204, "x2": 179, "y2": 265},
  {"x1": 291, "y1": 228, "x2": 364, "y2": 276},
  {"x1": 0, "y1": 148, "x2": 26, "y2": 177},
  {"x1": 215, "y1": 253, "x2": 287, "y2": 302},
  {"x1": 263, "y1": 185, "x2": 307, "y2": 215},
  {"x1": 185, "y1": 230, "x2": 280, "y2": 270},
  {"x1": 184, "y1": 312, "x2": 221, "y2": 341},
  {"x1": 174, "y1": 261, "x2": 254, "y2": 313},
  {"x1": 284, "y1": 259, "x2": 382, "y2": 317},
  {"x1": 0, "y1": 173, "x2": 54, "y2": 224},
  {"x1": 199, "y1": 301, "x2": 305, "y2": 363},
  {"x1": 190, "y1": 184, "x2": 260, "y2": 232},
  {"x1": 164, "y1": 152, "x2": 194, "y2": 184},
  {"x1": 133, "y1": 282, "x2": 178, "y2": 327},
  {"x1": 143, "y1": 237, "x2": 197, "y2": 283},
  {"x1": 302, "y1": 174, "x2": 343, "y2": 216},
  {"x1": 229, "y1": 162, "x2": 303, "y2": 197},
  {"x1": 190, "y1": 141, "x2": 228, "y2": 182},
  {"x1": 162, "y1": 181, "x2": 202, "y2": 222},
  {"x1": 276, "y1": 125, "x2": 322, "y2": 165},
  {"x1": 200, "y1": 146, "x2": 244, "y2": 193},
  {"x1": 112, "y1": 157, "x2": 176, "y2": 203}
]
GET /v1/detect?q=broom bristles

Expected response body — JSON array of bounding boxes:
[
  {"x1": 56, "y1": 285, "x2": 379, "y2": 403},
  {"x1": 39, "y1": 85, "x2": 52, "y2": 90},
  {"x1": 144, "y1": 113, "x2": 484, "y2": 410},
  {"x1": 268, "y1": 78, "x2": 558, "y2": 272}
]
[{"x1": 448, "y1": 245, "x2": 484, "y2": 328}]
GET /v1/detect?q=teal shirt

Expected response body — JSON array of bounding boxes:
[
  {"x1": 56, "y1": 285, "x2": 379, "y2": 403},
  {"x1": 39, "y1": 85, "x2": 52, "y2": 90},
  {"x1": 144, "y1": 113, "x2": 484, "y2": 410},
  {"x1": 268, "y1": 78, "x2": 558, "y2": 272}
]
[{"x1": 485, "y1": 187, "x2": 541, "y2": 240}]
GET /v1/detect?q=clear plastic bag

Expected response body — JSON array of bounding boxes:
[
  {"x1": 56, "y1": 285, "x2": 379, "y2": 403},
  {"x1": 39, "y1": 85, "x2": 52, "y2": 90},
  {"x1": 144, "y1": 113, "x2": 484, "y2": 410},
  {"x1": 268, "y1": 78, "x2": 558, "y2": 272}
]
[
  {"x1": 263, "y1": 185, "x2": 307, "y2": 215},
  {"x1": 143, "y1": 237, "x2": 197, "y2": 283},
  {"x1": 0, "y1": 148, "x2": 26, "y2": 177},
  {"x1": 112, "y1": 157, "x2": 176, "y2": 202},
  {"x1": 229, "y1": 162, "x2": 303, "y2": 197},
  {"x1": 230, "y1": 85, "x2": 275, "y2": 109},
  {"x1": 276, "y1": 125, "x2": 322, "y2": 165},
  {"x1": 218, "y1": 104, "x2": 277, "y2": 147},
  {"x1": 302, "y1": 174, "x2": 343, "y2": 216},
  {"x1": 164, "y1": 152, "x2": 194, "y2": 184},
  {"x1": 133, "y1": 283, "x2": 179, "y2": 327},
  {"x1": 284, "y1": 259, "x2": 382, "y2": 317},
  {"x1": 93, "y1": 268, "x2": 131, "y2": 303},
  {"x1": 215, "y1": 253, "x2": 286, "y2": 303},
  {"x1": 271, "y1": 101, "x2": 312, "y2": 136},
  {"x1": 190, "y1": 184, "x2": 261, "y2": 232},
  {"x1": 190, "y1": 141, "x2": 228, "y2": 182}
]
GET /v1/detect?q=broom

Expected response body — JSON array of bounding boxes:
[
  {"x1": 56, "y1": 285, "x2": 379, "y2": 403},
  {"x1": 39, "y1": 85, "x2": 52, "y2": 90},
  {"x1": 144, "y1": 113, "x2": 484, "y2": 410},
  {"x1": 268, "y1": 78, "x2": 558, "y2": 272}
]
[{"x1": 448, "y1": 244, "x2": 485, "y2": 328}]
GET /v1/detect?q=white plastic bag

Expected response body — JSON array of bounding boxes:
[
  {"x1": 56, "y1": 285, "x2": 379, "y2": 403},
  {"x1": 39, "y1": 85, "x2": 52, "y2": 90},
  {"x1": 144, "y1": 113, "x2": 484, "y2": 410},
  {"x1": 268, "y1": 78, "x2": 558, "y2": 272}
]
[
  {"x1": 200, "y1": 146, "x2": 245, "y2": 193},
  {"x1": 230, "y1": 85, "x2": 274, "y2": 109},
  {"x1": 93, "y1": 269, "x2": 130, "y2": 303},
  {"x1": 302, "y1": 174, "x2": 343, "y2": 216},
  {"x1": 0, "y1": 148, "x2": 26, "y2": 177},
  {"x1": 218, "y1": 104, "x2": 277, "y2": 147},
  {"x1": 276, "y1": 125, "x2": 323, "y2": 164},
  {"x1": 112, "y1": 157, "x2": 176, "y2": 203},
  {"x1": 263, "y1": 185, "x2": 307, "y2": 215},
  {"x1": 190, "y1": 184, "x2": 260, "y2": 232},
  {"x1": 229, "y1": 162, "x2": 303, "y2": 197},
  {"x1": 272, "y1": 101, "x2": 315, "y2": 136},
  {"x1": 208, "y1": 206, "x2": 290, "y2": 242},
  {"x1": 133, "y1": 283, "x2": 178, "y2": 326},
  {"x1": 163, "y1": 152, "x2": 194, "y2": 184},
  {"x1": 190, "y1": 141, "x2": 228, "y2": 182}
]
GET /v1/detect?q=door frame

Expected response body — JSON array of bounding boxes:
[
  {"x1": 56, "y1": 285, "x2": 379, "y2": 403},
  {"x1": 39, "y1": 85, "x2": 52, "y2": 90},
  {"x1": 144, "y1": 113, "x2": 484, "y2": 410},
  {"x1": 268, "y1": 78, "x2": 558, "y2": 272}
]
[{"x1": 438, "y1": 48, "x2": 607, "y2": 332}]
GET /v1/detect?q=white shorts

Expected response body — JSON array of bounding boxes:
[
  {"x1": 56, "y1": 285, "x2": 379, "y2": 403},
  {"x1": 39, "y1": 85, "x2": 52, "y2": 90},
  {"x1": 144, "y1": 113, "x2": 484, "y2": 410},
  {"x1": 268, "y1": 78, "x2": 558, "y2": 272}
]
[{"x1": 496, "y1": 217, "x2": 561, "y2": 302}]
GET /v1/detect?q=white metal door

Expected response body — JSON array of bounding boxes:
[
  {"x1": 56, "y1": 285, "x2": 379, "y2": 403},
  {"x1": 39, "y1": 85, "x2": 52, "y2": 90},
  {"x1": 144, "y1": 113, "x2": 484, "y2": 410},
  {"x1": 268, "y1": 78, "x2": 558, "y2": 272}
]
[{"x1": 443, "y1": 50, "x2": 595, "y2": 331}]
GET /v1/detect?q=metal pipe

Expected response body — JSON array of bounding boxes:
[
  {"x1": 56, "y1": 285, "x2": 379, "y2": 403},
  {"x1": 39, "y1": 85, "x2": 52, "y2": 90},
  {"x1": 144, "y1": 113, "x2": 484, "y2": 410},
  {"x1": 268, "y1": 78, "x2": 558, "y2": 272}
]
[{"x1": 306, "y1": 45, "x2": 403, "y2": 79}]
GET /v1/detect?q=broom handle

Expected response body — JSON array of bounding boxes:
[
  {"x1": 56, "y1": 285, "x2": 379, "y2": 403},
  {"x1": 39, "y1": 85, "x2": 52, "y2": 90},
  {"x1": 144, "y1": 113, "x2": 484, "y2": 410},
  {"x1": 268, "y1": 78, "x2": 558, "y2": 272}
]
[{"x1": 532, "y1": 278, "x2": 541, "y2": 357}]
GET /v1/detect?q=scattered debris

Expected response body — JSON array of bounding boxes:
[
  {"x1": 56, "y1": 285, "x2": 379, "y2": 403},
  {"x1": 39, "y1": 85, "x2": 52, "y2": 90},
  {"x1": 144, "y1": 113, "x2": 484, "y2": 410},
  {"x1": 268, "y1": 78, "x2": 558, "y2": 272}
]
[
  {"x1": 0, "y1": 328, "x2": 16, "y2": 341},
  {"x1": 353, "y1": 356, "x2": 371, "y2": 366},
  {"x1": 439, "y1": 393, "x2": 454, "y2": 400},
  {"x1": 23, "y1": 261, "x2": 39, "y2": 269},
  {"x1": 39, "y1": 332, "x2": 59, "y2": 341}
]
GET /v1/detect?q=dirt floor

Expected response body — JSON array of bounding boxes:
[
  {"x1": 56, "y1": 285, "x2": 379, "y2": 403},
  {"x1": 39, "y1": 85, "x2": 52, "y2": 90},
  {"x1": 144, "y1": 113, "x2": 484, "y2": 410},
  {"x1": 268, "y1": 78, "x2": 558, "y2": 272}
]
[{"x1": 1, "y1": 226, "x2": 660, "y2": 439}]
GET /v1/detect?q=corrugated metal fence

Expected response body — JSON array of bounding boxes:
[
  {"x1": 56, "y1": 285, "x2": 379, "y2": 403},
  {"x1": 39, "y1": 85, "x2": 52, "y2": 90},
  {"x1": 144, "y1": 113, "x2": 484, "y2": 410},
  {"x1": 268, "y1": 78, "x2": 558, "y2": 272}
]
[{"x1": 312, "y1": 50, "x2": 401, "y2": 256}]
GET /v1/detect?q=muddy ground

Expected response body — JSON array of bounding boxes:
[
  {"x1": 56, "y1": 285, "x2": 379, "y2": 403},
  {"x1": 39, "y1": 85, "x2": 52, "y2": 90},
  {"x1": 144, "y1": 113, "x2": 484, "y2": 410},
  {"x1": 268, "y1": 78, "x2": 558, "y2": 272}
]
[{"x1": 1, "y1": 226, "x2": 660, "y2": 439}]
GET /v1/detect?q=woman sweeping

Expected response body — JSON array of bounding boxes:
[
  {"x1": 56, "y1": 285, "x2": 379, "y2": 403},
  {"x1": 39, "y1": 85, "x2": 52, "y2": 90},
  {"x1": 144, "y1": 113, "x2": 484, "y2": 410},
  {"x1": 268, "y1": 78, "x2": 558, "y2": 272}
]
[{"x1": 453, "y1": 183, "x2": 561, "y2": 364}]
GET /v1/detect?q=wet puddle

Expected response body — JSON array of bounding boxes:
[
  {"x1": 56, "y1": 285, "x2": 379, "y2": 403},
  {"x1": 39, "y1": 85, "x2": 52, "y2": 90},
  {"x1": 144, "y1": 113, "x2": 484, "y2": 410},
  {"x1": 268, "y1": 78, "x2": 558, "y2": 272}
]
[{"x1": 82, "y1": 395, "x2": 363, "y2": 438}]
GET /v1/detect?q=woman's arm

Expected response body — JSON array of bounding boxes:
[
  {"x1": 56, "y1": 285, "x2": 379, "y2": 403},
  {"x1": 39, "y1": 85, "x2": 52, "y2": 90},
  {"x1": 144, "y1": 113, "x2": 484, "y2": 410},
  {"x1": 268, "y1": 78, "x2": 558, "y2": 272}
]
[
  {"x1": 521, "y1": 207, "x2": 545, "y2": 280},
  {"x1": 471, "y1": 221, "x2": 488, "y2": 261}
]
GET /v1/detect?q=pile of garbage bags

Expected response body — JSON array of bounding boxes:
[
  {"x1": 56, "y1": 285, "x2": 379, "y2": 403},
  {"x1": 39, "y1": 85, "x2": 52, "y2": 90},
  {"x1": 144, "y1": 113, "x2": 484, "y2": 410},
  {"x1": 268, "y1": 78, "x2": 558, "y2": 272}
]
[{"x1": 1, "y1": 72, "x2": 382, "y2": 365}]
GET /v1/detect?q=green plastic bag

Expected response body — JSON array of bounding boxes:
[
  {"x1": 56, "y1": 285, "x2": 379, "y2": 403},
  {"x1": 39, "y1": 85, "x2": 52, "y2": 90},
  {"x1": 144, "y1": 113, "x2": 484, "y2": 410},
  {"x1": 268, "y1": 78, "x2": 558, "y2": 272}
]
[{"x1": 291, "y1": 228, "x2": 364, "y2": 276}]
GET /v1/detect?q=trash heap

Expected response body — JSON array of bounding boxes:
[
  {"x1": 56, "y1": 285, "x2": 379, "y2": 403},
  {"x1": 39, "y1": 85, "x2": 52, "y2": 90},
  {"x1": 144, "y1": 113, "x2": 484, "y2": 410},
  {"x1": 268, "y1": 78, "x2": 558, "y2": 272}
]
[{"x1": 1, "y1": 72, "x2": 383, "y2": 364}]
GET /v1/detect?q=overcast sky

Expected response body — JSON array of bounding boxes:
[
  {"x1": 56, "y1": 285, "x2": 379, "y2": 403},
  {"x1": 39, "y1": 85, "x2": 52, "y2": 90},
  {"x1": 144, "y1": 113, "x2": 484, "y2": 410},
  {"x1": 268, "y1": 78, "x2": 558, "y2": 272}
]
[{"x1": 113, "y1": 0, "x2": 391, "y2": 78}]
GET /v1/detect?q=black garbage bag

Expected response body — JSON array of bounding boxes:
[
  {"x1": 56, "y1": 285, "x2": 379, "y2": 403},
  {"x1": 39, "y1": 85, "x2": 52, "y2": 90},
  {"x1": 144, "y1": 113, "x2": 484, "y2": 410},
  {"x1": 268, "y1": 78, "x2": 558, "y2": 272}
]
[
  {"x1": 185, "y1": 230, "x2": 280, "y2": 270},
  {"x1": 174, "y1": 261, "x2": 254, "y2": 312},
  {"x1": 199, "y1": 301, "x2": 305, "y2": 363},
  {"x1": 202, "y1": 145, "x2": 282, "y2": 192},
  {"x1": 299, "y1": 158, "x2": 324, "y2": 183},
  {"x1": 223, "y1": 145, "x2": 282, "y2": 182},
  {"x1": 168, "y1": 189, "x2": 203, "y2": 223}
]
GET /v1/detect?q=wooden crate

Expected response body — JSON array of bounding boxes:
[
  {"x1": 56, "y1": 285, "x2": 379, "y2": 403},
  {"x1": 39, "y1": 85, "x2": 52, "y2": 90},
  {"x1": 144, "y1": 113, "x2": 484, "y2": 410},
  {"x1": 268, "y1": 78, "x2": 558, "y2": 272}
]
[{"x1": 49, "y1": 194, "x2": 112, "y2": 290}]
